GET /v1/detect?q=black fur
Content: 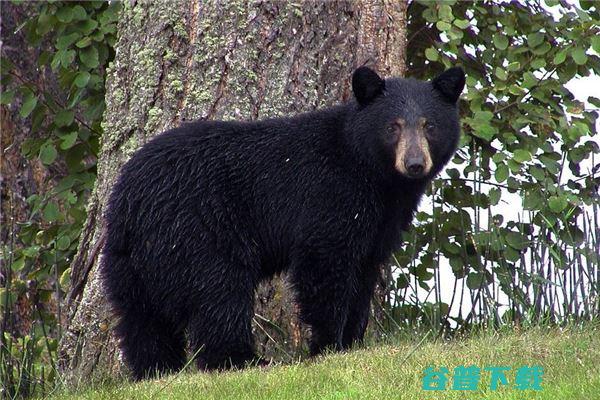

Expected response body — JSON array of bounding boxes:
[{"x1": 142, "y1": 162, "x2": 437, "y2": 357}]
[
  {"x1": 101, "y1": 67, "x2": 465, "y2": 380},
  {"x1": 432, "y1": 67, "x2": 465, "y2": 104},
  {"x1": 352, "y1": 66, "x2": 385, "y2": 105}
]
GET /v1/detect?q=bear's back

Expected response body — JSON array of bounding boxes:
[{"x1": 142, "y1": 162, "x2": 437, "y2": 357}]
[{"x1": 104, "y1": 106, "x2": 365, "y2": 262}]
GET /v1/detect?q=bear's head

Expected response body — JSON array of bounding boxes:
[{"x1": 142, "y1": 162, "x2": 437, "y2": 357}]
[{"x1": 348, "y1": 66, "x2": 465, "y2": 182}]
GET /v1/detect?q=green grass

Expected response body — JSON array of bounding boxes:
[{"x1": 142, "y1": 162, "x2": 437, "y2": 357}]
[{"x1": 48, "y1": 325, "x2": 600, "y2": 400}]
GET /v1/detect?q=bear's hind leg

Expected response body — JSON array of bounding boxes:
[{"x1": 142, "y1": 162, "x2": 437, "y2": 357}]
[
  {"x1": 115, "y1": 306, "x2": 186, "y2": 380},
  {"x1": 187, "y1": 266, "x2": 258, "y2": 371}
]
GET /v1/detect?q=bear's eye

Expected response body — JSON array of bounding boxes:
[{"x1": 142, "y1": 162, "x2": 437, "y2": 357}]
[
  {"x1": 384, "y1": 125, "x2": 398, "y2": 144},
  {"x1": 425, "y1": 122, "x2": 435, "y2": 131}
]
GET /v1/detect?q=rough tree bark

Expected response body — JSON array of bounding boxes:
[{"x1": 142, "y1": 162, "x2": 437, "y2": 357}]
[{"x1": 59, "y1": 0, "x2": 407, "y2": 385}]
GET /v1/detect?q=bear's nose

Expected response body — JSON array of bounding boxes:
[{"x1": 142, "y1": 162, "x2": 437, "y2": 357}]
[{"x1": 405, "y1": 156, "x2": 425, "y2": 178}]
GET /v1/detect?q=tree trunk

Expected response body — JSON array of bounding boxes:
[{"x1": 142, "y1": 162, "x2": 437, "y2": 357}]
[{"x1": 59, "y1": 0, "x2": 407, "y2": 385}]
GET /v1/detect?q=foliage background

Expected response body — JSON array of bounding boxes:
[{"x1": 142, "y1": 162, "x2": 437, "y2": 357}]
[
  {"x1": 2, "y1": 1, "x2": 119, "y2": 397},
  {"x1": 385, "y1": 0, "x2": 600, "y2": 332},
  {"x1": 0, "y1": 0, "x2": 598, "y2": 398}
]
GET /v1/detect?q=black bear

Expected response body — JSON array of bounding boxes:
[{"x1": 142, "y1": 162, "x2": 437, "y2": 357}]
[{"x1": 101, "y1": 66, "x2": 465, "y2": 380}]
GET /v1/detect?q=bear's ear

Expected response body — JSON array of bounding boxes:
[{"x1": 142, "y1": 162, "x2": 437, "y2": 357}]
[
  {"x1": 352, "y1": 66, "x2": 385, "y2": 106},
  {"x1": 432, "y1": 67, "x2": 465, "y2": 103}
]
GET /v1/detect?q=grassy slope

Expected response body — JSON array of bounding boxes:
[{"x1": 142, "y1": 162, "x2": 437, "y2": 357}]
[{"x1": 52, "y1": 325, "x2": 600, "y2": 400}]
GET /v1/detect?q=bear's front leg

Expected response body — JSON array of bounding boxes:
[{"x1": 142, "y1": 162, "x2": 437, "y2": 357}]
[
  {"x1": 290, "y1": 249, "x2": 356, "y2": 356},
  {"x1": 342, "y1": 263, "x2": 380, "y2": 349}
]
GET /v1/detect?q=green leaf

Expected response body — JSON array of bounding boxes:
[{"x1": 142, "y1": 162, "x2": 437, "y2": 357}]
[
  {"x1": 1, "y1": 89, "x2": 15, "y2": 105},
  {"x1": 505, "y1": 232, "x2": 528, "y2": 250},
  {"x1": 507, "y1": 85, "x2": 523, "y2": 96},
  {"x1": 495, "y1": 67, "x2": 508, "y2": 80},
  {"x1": 43, "y1": 202, "x2": 60, "y2": 222},
  {"x1": 438, "y1": 4, "x2": 453, "y2": 21},
  {"x1": 20, "y1": 92, "x2": 38, "y2": 118},
  {"x1": 64, "y1": 190, "x2": 78, "y2": 204},
  {"x1": 495, "y1": 163, "x2": 509, "y2": 182},
  {"x1": 472, "y1": 124, "x2": 496, "y2": 141},
  {"x1": 527, "y1": 32, "x2": 544, "y2": 48},
  {"x1": 67, "y1": 88, "x2": 85, "y2": 109},
  {"x1": 72, "y1": 5, "x2": 87, "y2": 21},
  {"x1": 531, "y1": 58, "x2": 546, "y2": 70},
  {"x1": 491, "y1": 153, "x2": 505, "y2": 163},
  {"x1": 592, "y1": 36, "x2": 600, "y2": 54},
  {"x1": 76, "y1": 19, "x2": 99, "y2": 36},
  {"x1": 55, "y1": 110, "x2": 74, "y2": 127},
  {"x1": 466, "y1": 272, "x2": 485, "y2": 289},
  {"x1": 540, "y1": 154, "x2": 560, "y2": 174},
  {"x1": 529, "y1": 166, "x2": 546, "y2": 181},
  {"x1": 571, "y1": 47, "x2": 588, "y2": 65},
  {"x1": 22, "y1": 245, "x2": 40, "y2": 257},
  {"x1": 588, "y1": 96, "x2": 600, "y2": 108},
  {"x1": 56, "y1": 236, "x2": 71, "y2": 251},
  {"x1": 74, "y1": 71, "x2": 91, "y2": 88},
  {"x1": 548, "y1": 195, "x2": 568, "y2": 213},
  {"x1": 507, "y1": 61, "x2": 520, "y2": 71},
  {"x1": 454, "y1": 19, "x2": 470, "y2": 29},
  {"x1": 523, "y1": 72, "x2": 537, "y2": 89},
  {"x1": 55, "y1": 176, "x2": 75, "y2": 193},
  {"x1": 58, "y1": 49, "x2": 76, "y2": 68},
  {"x1": 1, "y1": 58, "x2": 14, "y2": 76},
  {"x1": 65, "y1": 143, "x2": 86, "y2": 171},
  {"x1": 523, "y1": 189, "x2": 543, "y2": 210},
  {"x1": 38, "y1": 50, "x2": 52, "y2": 67},
  {"x1": 493, "y1": 34, "x2": 509, "y2": 50},
  {"x1": 436, "y1": 21, "x2": 452, "y2": 32},
  {"x1": 103, "y1": 3, "x2": 121, "y2": 22},
  {"x1": 425, "y1": 47, "x2": 439, "y2": 61},
  {"x1": 532, "y1": 42, "x2": 551, "y2": 55},
  {"x1": 39, "y1": 143, "x2": 58, "y2": 165},
  {"x1": 507, "y1": 159, "x2": 521, "y2": 173},
  {"x1": 36, "y1": 12, "x2": 55, "y2": 35},
  {"x1": 489, "y1": 187, "x2": 501, "y2": 205},
  {"x1": 56, "y1": 6, "x2": 74, "y2": 23},
  {"x1": 553, "y1": 49, "x2": 568, "y2": 65},
  {"x1": 91, "y1": 31, "x2": 105, "y2": 42},
  {"x1": 102, "y1": 23, "x2": 117, "y2": 35},
  {"x1": 442, "y1": 242, "x2": 461, "y2": 255},
  {"x1": 60, "y1": 131, "x2": 78, "y2": 150},
  {"x1": 79, "y1": 46, "x2": 99, "y2": 68},
  {"x1": 11, "y1": 257, "x2": 25, "y2": 271},
  {"x1": 75, "y1": 36, "x2": 92, "y2": 48},
  {"x1": 60, "y1": 268, "x2": 71, "y2": 288},
  {"x1": 56, "y1": 32, "x2": 80, "y2": 50},
  {"x1": 51, "y1": 51, "x2": 61, "y2": 71},
  {"x1": 474, "y1": 111, "x2": 494, "y2": 122},
  {"x1": 513, "y1": 149, "x2": 532, "y2": 163}
]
